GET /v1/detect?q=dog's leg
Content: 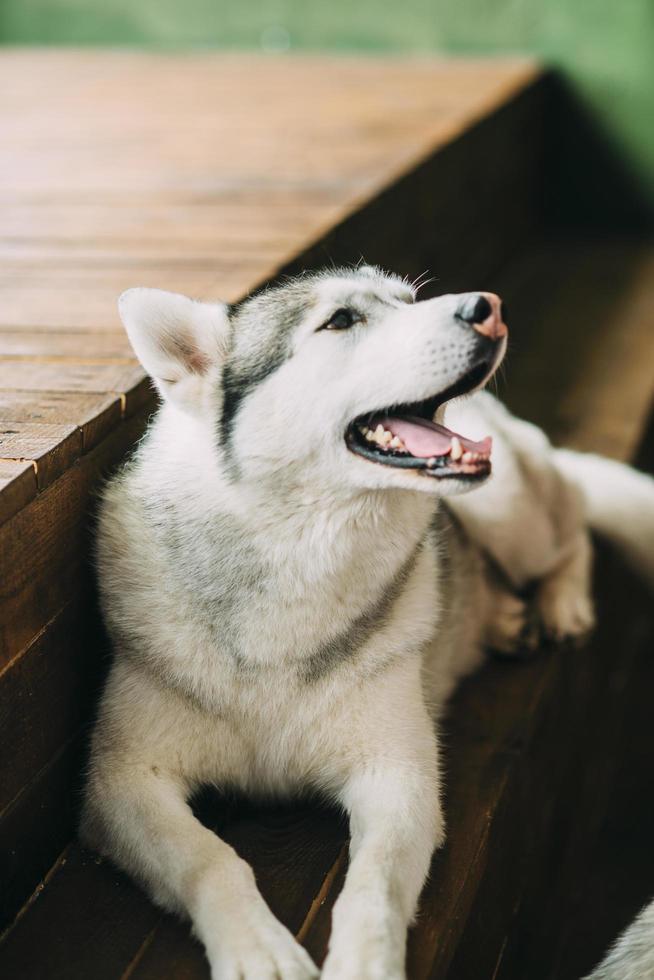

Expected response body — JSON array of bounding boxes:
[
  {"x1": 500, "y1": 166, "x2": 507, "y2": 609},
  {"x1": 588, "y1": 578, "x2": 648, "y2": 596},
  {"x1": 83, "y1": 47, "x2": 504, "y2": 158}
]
[
  {"x1": 537, "y1": 530, "x2": 595, "y2": 642},
  {"x1": 82, "y1": 766, "x2": 318, "y2": 980},
  {"x1": 321, "y1": 709, "x2": 442, "y2": 980}
]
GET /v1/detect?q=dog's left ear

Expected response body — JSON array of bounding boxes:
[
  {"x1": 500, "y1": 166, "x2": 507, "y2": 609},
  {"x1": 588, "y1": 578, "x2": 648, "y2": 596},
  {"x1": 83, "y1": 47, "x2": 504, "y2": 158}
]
[{"x1": 119, "y1": 288, "x2": 229, "y2": 412}]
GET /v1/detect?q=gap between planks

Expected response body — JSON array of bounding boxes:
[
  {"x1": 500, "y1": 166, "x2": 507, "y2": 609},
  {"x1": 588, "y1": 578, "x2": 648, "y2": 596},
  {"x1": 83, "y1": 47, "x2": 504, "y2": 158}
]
[
  {"x1": 295, "y1": 845, "x2": 348, "y2": 946},
  {"x1": 0, "y1": 845, "x2": 71, "y2": 946},
  {"x1": 120, "y1": 925, "x2": 162, "y2": 980}
]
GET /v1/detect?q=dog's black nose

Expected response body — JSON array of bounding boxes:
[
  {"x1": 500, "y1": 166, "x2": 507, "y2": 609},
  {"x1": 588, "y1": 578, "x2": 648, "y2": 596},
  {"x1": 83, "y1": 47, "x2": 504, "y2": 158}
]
[
  {"x1": 459, "y1": 295, "x2": 492, "y2": 325},
  {"x1": 456, "y1": 292, "x2": 507, "y2": 341}
]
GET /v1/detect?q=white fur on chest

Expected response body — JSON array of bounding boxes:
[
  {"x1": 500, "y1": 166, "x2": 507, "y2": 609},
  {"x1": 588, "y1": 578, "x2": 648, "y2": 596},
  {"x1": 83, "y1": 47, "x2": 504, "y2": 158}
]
[{"x1": 98, "y1": 408, "x2": 444, "y2": 727}]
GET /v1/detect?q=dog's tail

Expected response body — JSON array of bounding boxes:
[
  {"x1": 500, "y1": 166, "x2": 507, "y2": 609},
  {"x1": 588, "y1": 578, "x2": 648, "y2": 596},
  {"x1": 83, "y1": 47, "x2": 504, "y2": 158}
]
[
  {"x1": 584, "y1": 897, "x2": 654, "y2": 979},
  {"x1": 555, "y1": 449, "x2": 654, "y2": 587}
]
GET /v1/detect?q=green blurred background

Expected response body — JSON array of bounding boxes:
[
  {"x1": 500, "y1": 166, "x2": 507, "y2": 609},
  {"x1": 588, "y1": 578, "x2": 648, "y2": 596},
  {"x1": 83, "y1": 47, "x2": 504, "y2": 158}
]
[{"x1": 2, "y1": 0, "x2": 653, "y2": 222}]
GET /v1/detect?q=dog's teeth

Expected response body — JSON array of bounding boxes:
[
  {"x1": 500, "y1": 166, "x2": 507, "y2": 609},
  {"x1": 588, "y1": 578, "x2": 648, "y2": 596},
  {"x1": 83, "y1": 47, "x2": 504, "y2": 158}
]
[
  {"x1": 363, "y1": 423, "x2": 404, "y2": 451},
  {"x1": 462, "y1": 451, "x2": 474, "y2": 462},
  {"x1": 450, "y1": 437, "x2": 463, "y2": 461},
  {"x1": 426, "y1": 456, "x2": 437, "y2": 468}
]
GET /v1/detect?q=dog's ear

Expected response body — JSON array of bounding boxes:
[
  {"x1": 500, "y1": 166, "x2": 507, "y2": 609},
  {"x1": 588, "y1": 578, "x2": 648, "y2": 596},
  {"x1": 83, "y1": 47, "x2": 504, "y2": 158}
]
[{"x1": 119, "y1": 288, "x2": 229, "y2": 411}]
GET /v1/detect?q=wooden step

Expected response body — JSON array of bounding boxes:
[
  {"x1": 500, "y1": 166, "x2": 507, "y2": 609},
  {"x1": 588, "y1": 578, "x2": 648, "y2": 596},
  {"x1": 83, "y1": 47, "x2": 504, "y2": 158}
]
[{"x1": 1, "y1": 49, "x2": 653, "y2": 980}]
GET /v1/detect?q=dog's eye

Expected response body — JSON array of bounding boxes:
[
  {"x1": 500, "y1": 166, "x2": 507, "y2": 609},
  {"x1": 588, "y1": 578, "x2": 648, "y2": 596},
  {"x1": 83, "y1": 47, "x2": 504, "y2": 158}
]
[{"x1": 319, "y1": 308, "x2": 359, "y2": 331}]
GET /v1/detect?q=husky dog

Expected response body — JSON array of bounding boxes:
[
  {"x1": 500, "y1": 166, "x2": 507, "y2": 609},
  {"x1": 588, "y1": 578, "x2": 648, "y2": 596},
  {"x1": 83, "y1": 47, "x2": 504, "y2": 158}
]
[{"x1": 81, "y1": 266, "x2": 654, "y2": 980}]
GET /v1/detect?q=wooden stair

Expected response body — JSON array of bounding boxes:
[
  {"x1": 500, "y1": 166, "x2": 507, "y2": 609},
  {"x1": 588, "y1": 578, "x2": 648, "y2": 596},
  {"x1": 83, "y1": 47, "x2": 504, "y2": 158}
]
[{"x1": 1, "y1": 50, "x2": 653, "y2": 979}]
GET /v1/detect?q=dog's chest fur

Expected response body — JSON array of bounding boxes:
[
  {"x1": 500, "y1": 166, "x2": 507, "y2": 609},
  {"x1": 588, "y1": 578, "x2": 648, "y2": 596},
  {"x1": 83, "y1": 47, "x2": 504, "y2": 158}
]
[{"x1": 97, "y1": 426, "x2": 471, "y2": 743}]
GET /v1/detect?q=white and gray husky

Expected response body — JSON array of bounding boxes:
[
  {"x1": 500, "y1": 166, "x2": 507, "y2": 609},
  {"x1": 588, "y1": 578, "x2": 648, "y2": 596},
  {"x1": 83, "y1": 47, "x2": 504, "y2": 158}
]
[{"x1": 81, "y1": 265, "x2": 654, "y2": 979}]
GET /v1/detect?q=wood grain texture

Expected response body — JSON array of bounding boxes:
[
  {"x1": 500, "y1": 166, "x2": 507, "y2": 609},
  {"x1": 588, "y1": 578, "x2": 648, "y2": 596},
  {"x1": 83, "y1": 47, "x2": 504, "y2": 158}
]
[
  {"x1": 0, "y1": 421, "x2": 82, "y2": 488},
  {"x1": 492, "y1": 236, "x2": 654, "y2": 461},
  {"x1": 0, "y1": 734, "x2": 87, "y2": 931},
  {"x1": 0, "y1": 591, "x2": 107, "y2": 814},
  {"x1": 0, "y1": 362, "x2": 144, "y2": 397},
  {"x1": 0, "y1": 459, "x2": 37, "y2": 525},
  {"x1": 0, "y1": 845, "x2": 161, "y2": 979},
  {"x1": 0, "y1": 391, "x2": 122, "y2": 451},
  {"x1": 0, "y1": 330, "x2": 134, "y2": 361},
  {"x1": 0, "y1": 406, "x2": 152, "y2": 667}
]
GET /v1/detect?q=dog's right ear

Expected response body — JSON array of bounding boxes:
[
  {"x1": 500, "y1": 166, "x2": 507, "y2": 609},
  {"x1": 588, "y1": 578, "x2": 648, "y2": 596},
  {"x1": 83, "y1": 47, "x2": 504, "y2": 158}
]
[{"x1": 118, "y1": 288, "x2": 229, "y2": 412}]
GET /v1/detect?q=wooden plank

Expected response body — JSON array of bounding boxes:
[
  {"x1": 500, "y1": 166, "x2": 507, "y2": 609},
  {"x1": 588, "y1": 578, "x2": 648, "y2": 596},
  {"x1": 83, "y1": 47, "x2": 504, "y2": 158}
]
[
  {"x1": 489, "y1": 313, "x2": 654, "y2": 980},
  {"x1": 493, "y1": 542, "x2": 654, "y2": 980},
  {"x1": 0, "y1": 273, "x2": 255, "y2": 329},
  {"x1": 0, "y1": 53, "x2": 539, "y2": 197},
  {"x1": 0, "y1": 845, "x2": 161, "y2": 978},
  {"x1": 0, "y1": 460, "x2": 37, "y2": 526},
  {"x1": 0, "y1": 736, "x2": 86, "y2": 932},
  {"x1": 0, "y1": 240, "x2": 290, "y2": 265},
  {"x1": 0, "y1": 362, "x2": 147, "y2": 412},
  {"x1": 544, "y1": 572, "x2": 654, "y2": 979},
  {"x1": 492, "y1": 238, "x2": 654, "y2": 461},
  {"x1": 0, "y1": 406, "x2": 152, "y2": 668},
  {"x1": 0, "y1": 202, "x2": 340, "y2": 242},
  {"x1": 558, "y1": 247, "x2": 654, "y2": 457},
  {"x1": 0, "y1": 421, "x2": 82, "y2": 489},
  {"x1": 0, "y1": 408, "x2": 153, "y2": 924},
  {"x1": 0, "y1": 391, "x2": 122, "y2": 451},
  {"x1": 0, "y1": 330, "x2": 135, "y2": 362},
  {"x1": 0, "y1": 592, "x2": 106, "y2": 814}
]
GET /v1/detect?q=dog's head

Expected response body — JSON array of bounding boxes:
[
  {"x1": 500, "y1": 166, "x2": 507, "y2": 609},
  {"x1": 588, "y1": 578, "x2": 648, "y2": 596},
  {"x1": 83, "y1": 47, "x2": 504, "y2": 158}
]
[{"x1": 120, "y1": 266, "x2": 507, "y2": 498}]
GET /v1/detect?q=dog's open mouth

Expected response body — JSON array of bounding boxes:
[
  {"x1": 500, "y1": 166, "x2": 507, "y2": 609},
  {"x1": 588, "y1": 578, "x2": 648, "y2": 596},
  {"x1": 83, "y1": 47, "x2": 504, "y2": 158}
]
[{"x1": 346, "y1": 362, "x2": 492, "y2": 480}]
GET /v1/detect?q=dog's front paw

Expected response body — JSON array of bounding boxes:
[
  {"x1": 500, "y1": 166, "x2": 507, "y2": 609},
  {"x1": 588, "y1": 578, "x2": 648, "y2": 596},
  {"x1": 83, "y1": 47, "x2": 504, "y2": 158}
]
[
  {"x1": 322, "y1": 917, "x2": 405, "y2": 980},
  {"x1": 538, "y1": 582, "x2": 595, "y2": 644},
  {"x1": 207, "y1": 904, "x2": 318, "y2": 980},
  {"x1": 322, "y1": 946, "x2": 405, "y2": 980}
]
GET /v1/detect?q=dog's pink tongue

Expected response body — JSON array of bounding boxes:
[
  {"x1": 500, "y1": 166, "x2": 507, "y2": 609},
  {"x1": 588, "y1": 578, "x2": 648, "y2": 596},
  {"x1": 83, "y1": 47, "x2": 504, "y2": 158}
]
[{"x1": 384, "y1": 416, "x2": 492, "y2": 459}]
